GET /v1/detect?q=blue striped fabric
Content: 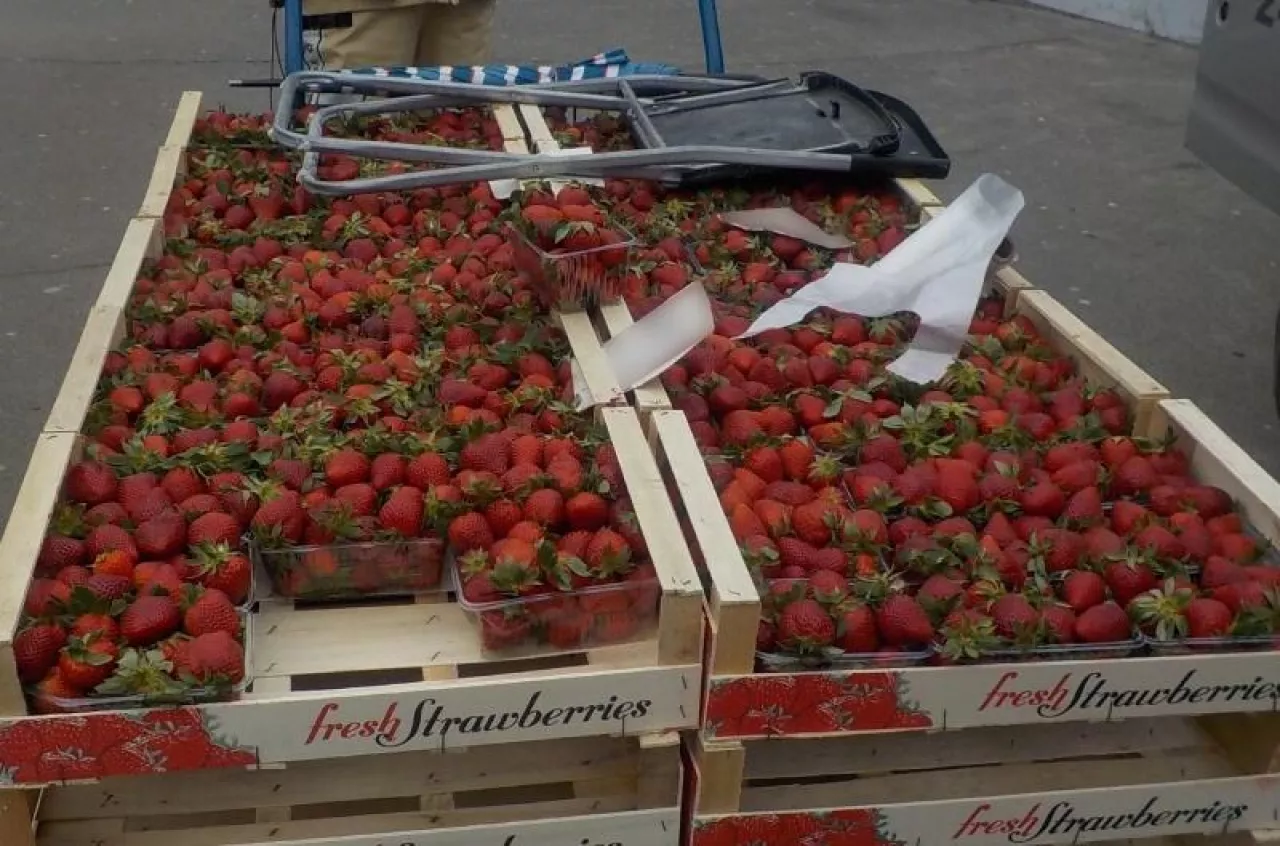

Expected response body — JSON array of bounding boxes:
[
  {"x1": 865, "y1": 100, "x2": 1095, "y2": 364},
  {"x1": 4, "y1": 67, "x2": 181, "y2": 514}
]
[{"x1": 338, "y1": 48, "x2": 679, "y2": 84}]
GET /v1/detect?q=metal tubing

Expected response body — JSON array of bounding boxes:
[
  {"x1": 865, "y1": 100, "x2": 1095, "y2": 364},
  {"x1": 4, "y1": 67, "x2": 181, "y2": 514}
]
[
  {"x1": 284, "y1": 0, "x2": 306, "y2": 75},
  {"x1": 696, "y1": 0, "x2": 726, "y2": 74}
]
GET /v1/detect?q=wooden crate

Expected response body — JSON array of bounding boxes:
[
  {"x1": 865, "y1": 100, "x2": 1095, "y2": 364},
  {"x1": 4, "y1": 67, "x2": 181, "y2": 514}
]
[
  {"x1": 32, "y1": 732, "x2": 683, "y2": 846},
  {"x1": 0, "y1": 115, "x2": 704, "y2": 808},
  {"x1": 649, "y1": 383, "x2": 1280, "y2": 842},
  {"x1": 689, "y1": 717, "x2": 1280, "y2": 846}
]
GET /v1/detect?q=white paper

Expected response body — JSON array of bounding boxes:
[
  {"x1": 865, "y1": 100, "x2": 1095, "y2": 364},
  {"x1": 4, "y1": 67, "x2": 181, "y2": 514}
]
[
  {"x1": 572, "y1": 282, "x2": 715, "y2": 410},
  {"x1": 720, "y1": 208, "x2": 855, "y2": 250},
  {"x1": 738, "y1": 174, "x2": 1025, "y2": 384}
]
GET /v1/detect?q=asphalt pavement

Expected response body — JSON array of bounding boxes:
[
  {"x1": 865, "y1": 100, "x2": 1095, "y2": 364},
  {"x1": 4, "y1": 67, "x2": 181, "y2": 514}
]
[{"x1": 2, "y1": 0, "x2": 1279, "y2": 534}]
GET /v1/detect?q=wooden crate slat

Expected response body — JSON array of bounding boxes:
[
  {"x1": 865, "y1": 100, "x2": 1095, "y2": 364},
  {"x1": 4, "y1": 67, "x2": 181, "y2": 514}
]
[
  {"x1": 894, "y1": 178, "x2": 944, "y2": 210},
  {"x1": 599, "y1": 407, "x2": 704, "y2": 667},
  {"x1": 163, "y1": 91, "x2": 203, "y2": 149},
  {"x1": 740, "y1": 717, "x2": 1208, "y2": 782},
  {"x1": 38, "y1": 805, "x2": 679, "y2": 846}
]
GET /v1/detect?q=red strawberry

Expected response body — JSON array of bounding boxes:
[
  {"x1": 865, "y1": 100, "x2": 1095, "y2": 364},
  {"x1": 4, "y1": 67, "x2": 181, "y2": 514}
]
[
  {"x1": 1039, "y1": 603, "x2": 1077, "y2": 643},
  {"x1": 448, "y1": 512, "x2": 494, "y2": 553},
  {"x1": 776, "y1": 598, "x2": 836, "y2": 651},
  {"x1": 370, "y1": 454, "x2": 407, "y2": 490},
  {"x1": 1185, "y1": 597, "x2": 1233, "y2": 639},
  {"x1": 1060, "y1": 570, "x2": 1107, "y2": 612},
  {"x1": 14, "y1": 622, "x2": 67, "y2": 683},
  {"x1": 186, "y1": 631, "x2": 245, "y2": 684},
  {"x1": 134, "y1": 513, "x2": 187, "y2": 559},
  {"x1": 565, "y1": 492, "x2": 609, "y2": 531},
  {"x1": 183, "y1": 588, "x2": 241, "y2": 637},
  {"x1": 460, "y1": 434, "x2": 510, "y2": 475},
  {"x1": 835, "y1": 603, "x2": 879, "y2": 653},
  {"x1": 990, "y1": 593, "x2": 1038, "y2": 640},
  {"x1": 85, "y1": 523, "x2": 138, "y2": 562},
  {"x1": 1074, "y1": 601, "x2": 1131, "y2": 643},
  {"x1": 1212, "y1": 580, "x2": 1267, "y2": 614},
  {"x1": 1019, "y1": 482, "x2": 1065, "y2": 518},
  {"x1": 57, "y1": 634, "x2": 119, "y2": 690},
  {"x1": 1112, "y1": 456, "x2": 1158, "y2": 496},
  {"x1": 251, "y1": 490, "x2": 306, "y2": 543},
  {"x1": 37, "y1": 534, "x2": 86, "y2": 576},
  {"x1": 876, "y1": 594, "x2": 934, "y2": 647},
  {"x1": 523, "y1": 488, "x2": 566, "y2": 528},
  {"x1": 120, "y1": 594, "x2": 181, "y2": 646},
  {"x1": 480, "y1": 609, "x2": 532, "y2": 650},
  {"x1": 65, "y1": 461, "x2": 118, "y2": 505},
  {"x1": 325, "y1": 449, "x2": 371, "y2": 487},
  {"x1": 1103, "y1": 555, "x2": 1158, "y2": 606},
  {"x1": 1200, "y1": 555, "x2": 1248, "y2": 588},
  {"x1": 188, "y1": 511, "x2": 242, "y2": 549},
  {"x1": 1061, "y1": 486, "x2": 1104, "y2": 528},
  {"x1": 378, "y1": 487, "x2": 424, "y2": 537},
  {"x1": 406, "y1": 452, "x2": 451, "y2": 488},
  {"x1": 23, "y1": 578, "x2": 70, "y2": 617}
]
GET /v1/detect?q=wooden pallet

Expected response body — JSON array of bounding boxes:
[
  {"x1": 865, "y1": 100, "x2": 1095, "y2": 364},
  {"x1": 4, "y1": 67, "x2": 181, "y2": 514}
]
[
  {"x1": 32, "y1": 732, "x2": 682, "y2": 846},
  {"x1": 689, "y1": 716, "x2": 1280, "y2": 846}
]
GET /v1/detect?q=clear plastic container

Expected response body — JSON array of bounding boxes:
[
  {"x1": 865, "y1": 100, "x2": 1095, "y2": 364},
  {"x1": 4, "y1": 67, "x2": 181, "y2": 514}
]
[
  {"x1": 507, "y1": 222, "x2": 637, "y2": 307},
  {"x1": 1144, "y1": 633, "x2": 1278, "y2": 656},
  {"x1": 933, "y1": 636, "x2": 1146, "y2": 666},
  {"x1": 756, "y1": 646, "x2": 933, "y2": 673},
  {"x1": 254, "y1": 537, "x2": 446, "y2": 601},
  {"x1": 453, "y1": 558, "x2": 661, "y2": 656},
  {"x1": 28, "y1": 611, "x2": 254, "y2": 714}
]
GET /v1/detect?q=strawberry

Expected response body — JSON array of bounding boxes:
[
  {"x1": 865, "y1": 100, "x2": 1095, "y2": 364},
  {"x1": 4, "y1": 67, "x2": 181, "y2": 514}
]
[
  {"x1": 14, "y1": 622, "x2": 67, "y2": 683},
  {"x1": 1060, "y1": 570, "x2": 1107, "y2": 612},
  {"x1": 1039, "y1": 603, "x2": 1077, "y2": 644},
  {"x1": 1019, "y1": 482, "x2": 1065, "y2": 518},
  {"x1": 65, "y1": 461, "x2": 118, "y2": 505},
  {"x1": 791, "y1": 500, "x2": 836, "y2": 546},
  {"x1": 251, "y1": 490, "x2": 306, "y2": 543},
  {"x1": 1185, "y1": 597, "x2": 1233, "y2": 639},
  {"x1": 70, "y1": 613, "x2": 118, "y2": 641},
  {"x1": 480, "y1": 609, "x2": 532, "y2": 650},
  {"x1": 58, "y1": 634, "x2": 119, "y2": 690},
  {"x1": 776, "y1": 598, "x2": 836, "y2": 651},
  {"x1": 1212, "y1": 580, "x2": 1267, "y2": 614},
  {"x1": 990, "y1": 593, "x2": 1039, "y2": 641},
  {"x1": 876, "y1": 594, "x2": 934, "y2": 647},
  {"x1": 1132, "y1": 524, "x2": 1185, "y2": 561},
  {"x1": 1061, "y1": 486, "x2": 1104, "y2": 528},
  {"x1": 325, "y1": 449, "x2": 371, "y2": 487},
  {"x1": 1103, "y1": 554, "x2": 1158, "y2": 606},
  {"x1": 808, "y1": 570, "x2": 848, "y2": 604},
  {"x1": 1111, "y1": 455, "x2": 1158, "y2": 496},
  {"x1": 378, "y1": 486, "x2": 424, "y2": 537},
  {"x1": 835, "y1": 603, "x2": 879, "y2": 653},
  {"x1": 546, "y1": 612, "x2": 593, "y2": 650},
  {"x1": 85, "y1": 523, "x2": 138, "y2": 562},
  {"x1": 85, "y1": 574, "x2": 132, "y2": 602},
  {"x1": 120, "y1": 594, "x2": 181, "y2": 646},
  {"x1": 1074, "y1": 601, "x2": 1131, "y2": 643},
  {"x1": 183, "y1": 588, "x2": 241, "y2": 637},
  {"x1": 406, "y1": 452, "x2": 452, "y2": 489},
  {"x1": 585, "y1": 529, "x2": 631, "y2": 574},
  {"x1": 523, "y1": 488, "x2": 566, "y2": 528},
  {"x1": 161, "y1": 467, "x2": 205, "y2": 504},
  {"x1": 38, "y1": 534, "x2": 86, "y2": 576},
  {"x1": 135, "y1": 513, "x2": 188, "y2": 559},
  {"x1": 743, "y1": 447, "x2": 784, "y2": 484},
  {"x1": 188, "y1": 511, "x2": 242, "y2": 549},
  {"x1": 1200, "y1": 555, "x2": 1248, "y2": 588},
  {"x1": 778, "y1": 439, "x2": 816, "y2": 482},
  {"x1": 448, "y1": 512, "x2": 494, "y2": 553},
  {"x1": 460, "y1": 434, "x2": 510, "y2": 475},
  {"x1": 565, "y1": 492, "x2": 609, "y2": 531},
  {"x1": 484, "y1": 499, "x2": 525, "y2": 539},
  {"x1": 186, "y1": 631, "x2": 245, "y2": 684},
  {"x1": 917, "y1": 574, "x2": 964, "y2": 619},
  {"x1": 23, "y1": 578, "x2": 70, "y2": 617}
]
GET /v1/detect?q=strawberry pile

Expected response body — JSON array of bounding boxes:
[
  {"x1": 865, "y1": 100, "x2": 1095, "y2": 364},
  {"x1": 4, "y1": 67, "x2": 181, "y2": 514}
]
[
  {"x1": 450, "y1": 433, "x2": 661, "y2": 653},
  {"x1": 17, "y1": 579, "x2": 247, "y2": 714}
]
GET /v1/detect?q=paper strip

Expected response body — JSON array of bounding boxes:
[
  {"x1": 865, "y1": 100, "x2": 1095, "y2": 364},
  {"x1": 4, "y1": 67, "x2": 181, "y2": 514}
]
[
  {"x1": 720, "y1": 208, "x2": 855, "y2": 250},
  {"x1": 572, "y1": 282, "x2": 715, "y2": 411},
  {"x1": 738, "y1": 174, "x2": 1025, "y2": 385}
]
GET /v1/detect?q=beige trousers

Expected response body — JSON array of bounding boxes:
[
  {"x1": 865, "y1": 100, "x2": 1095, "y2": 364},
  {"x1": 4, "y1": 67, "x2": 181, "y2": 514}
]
[{"x1": 308, "y1": 0, "x2": 497, "y2": 69}]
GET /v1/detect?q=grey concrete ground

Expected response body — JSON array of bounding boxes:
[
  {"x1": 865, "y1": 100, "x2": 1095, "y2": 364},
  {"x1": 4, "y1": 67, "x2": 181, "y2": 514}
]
[{"x1": 2, "y1": 0, "x2": 1279, "y2": 535}]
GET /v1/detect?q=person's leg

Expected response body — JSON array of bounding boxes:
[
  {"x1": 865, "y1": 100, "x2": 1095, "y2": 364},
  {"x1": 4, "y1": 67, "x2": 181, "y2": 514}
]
[
  {"x1": 416, "y1": 0, "x2": 497, "y2": 67},
  {"x1": 310, "y1": 5, "x2": 424, "y2": 70}
]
